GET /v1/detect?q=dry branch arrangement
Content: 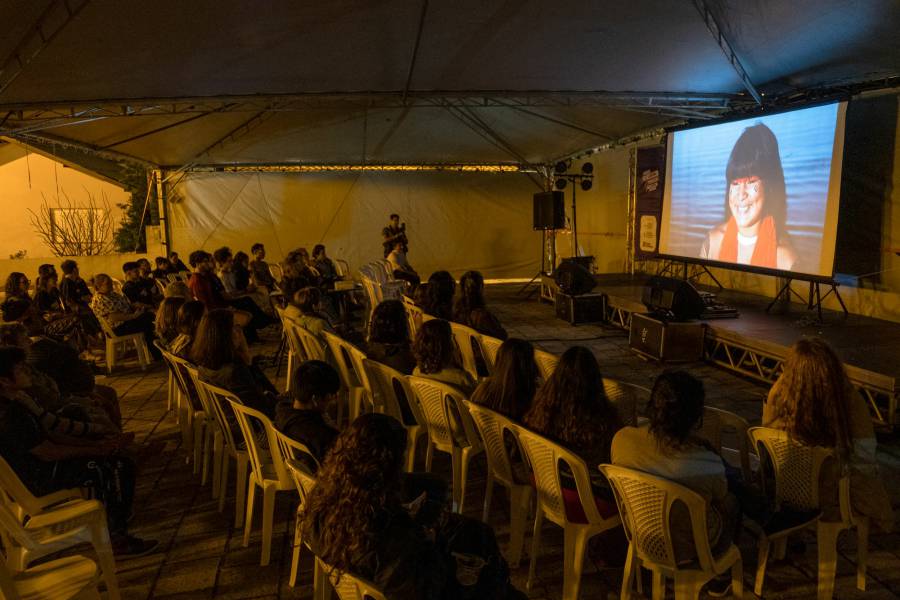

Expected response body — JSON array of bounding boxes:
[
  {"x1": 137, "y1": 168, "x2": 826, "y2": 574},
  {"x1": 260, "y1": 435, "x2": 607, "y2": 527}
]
[{"x1": 28, "y1": 189, "x2": 116, "y2": 256}]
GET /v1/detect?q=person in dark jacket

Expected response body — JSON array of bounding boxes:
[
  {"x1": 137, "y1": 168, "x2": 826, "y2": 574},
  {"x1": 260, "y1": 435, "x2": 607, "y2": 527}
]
[{"x1": 274, "y1": 360, "x2": 340, "y2": 471}]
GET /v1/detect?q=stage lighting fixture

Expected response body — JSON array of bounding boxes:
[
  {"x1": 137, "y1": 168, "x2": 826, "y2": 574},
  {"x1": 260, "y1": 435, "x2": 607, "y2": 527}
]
[
  {"x1": 555, "y1": 178, "x2": 568, "y2": 190},
  {"x1": 581, "y1": 162, "x2": 594, "y2": 174},
  {"x1": 554, "y1": 161, "x2": 568, "y2": 174},
  {"x1": 580, "y1": 179, "x2": 592, "y2": 191}
]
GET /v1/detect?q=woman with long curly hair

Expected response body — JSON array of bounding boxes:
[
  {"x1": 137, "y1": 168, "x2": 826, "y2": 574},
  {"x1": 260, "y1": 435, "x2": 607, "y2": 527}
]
[
  {"x1": 420, "y1": 271, "x2": 455, "y2": 320},
  {"x1": 764, "y1": 338, "x2": 893, "y2": 532},
  {"x1": 413, "y1": 318, "x2": 475, "y2": 393},
  {"x1": 523, "y1": 346, "x2": 621, "y2": 469},
  {"x1": 452, "y1": 271, "x2": 507, "y2": 340},
  {"x1": 471, "y1": 338, "x2": 536, "y2": 421},
  {"x1": 302, "y1": 413, "x2": 522, "y2": 600}
]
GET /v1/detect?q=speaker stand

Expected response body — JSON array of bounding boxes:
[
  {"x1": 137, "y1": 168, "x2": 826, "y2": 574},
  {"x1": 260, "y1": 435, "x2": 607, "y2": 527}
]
[{"x1": 518, "y1": 229, "x2": 556, "y2": 299}]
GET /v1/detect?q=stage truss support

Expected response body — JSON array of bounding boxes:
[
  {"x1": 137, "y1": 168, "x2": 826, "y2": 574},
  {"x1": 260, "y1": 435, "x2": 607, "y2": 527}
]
[
  {"x1": 598, "y1": 292, "x2": 897, "y2": 427},
  {"x1": 765, "y1": 278, "x2": 848, "y2": 321},
  {"x1": 656, "y1": 259, "x2": 724, "y2": 291}
]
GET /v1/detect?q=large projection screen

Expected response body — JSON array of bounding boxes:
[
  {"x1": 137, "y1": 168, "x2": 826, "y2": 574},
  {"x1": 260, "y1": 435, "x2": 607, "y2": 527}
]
[{"x1": 659, "y1": 102, "x2": 847, "y2": 278}]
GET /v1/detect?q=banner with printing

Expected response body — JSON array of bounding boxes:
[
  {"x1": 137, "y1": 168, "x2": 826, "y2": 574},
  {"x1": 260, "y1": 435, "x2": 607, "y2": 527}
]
[{"x1": 634, "y1": 145, "x2": 666, "y2": 257}]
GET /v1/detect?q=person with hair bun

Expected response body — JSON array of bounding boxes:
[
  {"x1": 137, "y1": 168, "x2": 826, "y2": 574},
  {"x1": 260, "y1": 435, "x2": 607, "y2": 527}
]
[{"x1": 764, "y1": 338, "x2": 893, "y2": 532}]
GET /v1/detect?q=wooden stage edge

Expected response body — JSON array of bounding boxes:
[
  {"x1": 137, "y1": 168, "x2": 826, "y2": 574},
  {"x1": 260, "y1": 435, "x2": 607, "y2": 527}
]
[{"x1": 543, "y1": 273, "x2": 900, "y2": 427}]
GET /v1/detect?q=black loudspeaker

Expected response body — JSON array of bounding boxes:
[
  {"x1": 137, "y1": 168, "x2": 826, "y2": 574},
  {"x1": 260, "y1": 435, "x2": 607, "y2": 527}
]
[
  {"x1": 533, "y1": 191, "x2": 565, "y2": 230},
  {"x1": 554, "y1": 260, "x2": 596, "y2": 296},
  {"x1": 641, "y1": 276, "x2": 705, "y2": 321}
]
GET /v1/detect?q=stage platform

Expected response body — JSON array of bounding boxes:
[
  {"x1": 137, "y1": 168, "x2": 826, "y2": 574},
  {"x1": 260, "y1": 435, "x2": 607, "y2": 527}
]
[{"x1": 543, "y1": 273, "x2": 900, "y2": 427}]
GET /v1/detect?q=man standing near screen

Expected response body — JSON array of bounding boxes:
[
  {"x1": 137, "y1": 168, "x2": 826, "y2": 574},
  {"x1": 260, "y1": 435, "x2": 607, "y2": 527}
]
[
  {"x1": 700, "y1": 123, "x2": 797, "y2": 271},
  {"x1": 382, "y1": 213, "x2": 408, "y2": 258}
]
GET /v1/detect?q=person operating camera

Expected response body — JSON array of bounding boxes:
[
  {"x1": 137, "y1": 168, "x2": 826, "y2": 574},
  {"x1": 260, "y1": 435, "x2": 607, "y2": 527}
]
[{"x1": 382, "y1": 213, "x2": 409, "y2": 257}]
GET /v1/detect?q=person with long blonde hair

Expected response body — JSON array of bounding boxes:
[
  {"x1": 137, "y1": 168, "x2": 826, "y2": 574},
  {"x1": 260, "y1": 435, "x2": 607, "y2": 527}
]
[{"x1": 764, "y1": 338, "x2": 893, "y2": 532}]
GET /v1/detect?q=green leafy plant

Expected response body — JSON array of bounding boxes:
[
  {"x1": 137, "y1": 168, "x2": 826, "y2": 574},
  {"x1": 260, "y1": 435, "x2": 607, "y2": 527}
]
[{"x1": 113, "y1": 164, "x2": 159, "y2": 252}]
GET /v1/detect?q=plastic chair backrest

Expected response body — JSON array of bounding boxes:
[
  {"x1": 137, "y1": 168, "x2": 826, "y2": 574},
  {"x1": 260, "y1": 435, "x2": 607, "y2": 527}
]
[
  {"x1": 283, "y1": 458, "x2": 317, "y2": 504},
  {"x1": 599, "y1": 464, "x2": 716, "y2": 573},
  {"x1": 0, "y1": 456, "x2": 49, "y2": 519},
  {"x1": 196, "y1": 380, "x2": 246, "y2": 454},
  {"x1": 229, "y1": 400, "x2": 292, "y2": 488},
  {"x1": 449, "y1": 322, "x2": 482, "y2": 381},
  {"x1": 317, "y1": 557, "x2": 389, "y2": 600},
  {"x1": 748, "y1": 426, "x2": 834, "y2": 512},
  {"x1": 291, "y1": 322, "x2": 327, "y2": 362},
  {"x1": 0, "y1": 502, "x2": 38, "y2": 553},
  {"x1": 110, "y1": 277, "x2": 123, "y2": 294},
  {"x1": 514, "y1": 425, "x2": 605, "y2": 526},
  {"x1": 163, "y1": 351, "x2": 202, "y2": 411},
  {"x1": 699, "y1": 406, "x2": 752, "y2": 478},
  {"x1": 479, "y1": 335, "x2": 504, "y2": 374},
  {"x1": 282, "y1": 318, "x2": 310, "y2": 365},
  {"x1": 363, "y1": 359, "x2": 424, "y2": 427},
  {"x1": 322, "y1": 331, "x2": 363, "y2": 391},
  {"x1": 269, "y1": 263, "x2": 284, "y2": 284},
  {"x1": 464, "y1": 401, "x2": 520, "y2": 488},
  {"x1": 184, "y1": 365, "x2": 217, "y2": 419},
  {"x1": 275, "y1": 430, "x2": 321, "y2": 480},
  {"x1": 155, "y1": 279, "x2": 167, "y2": 296},
  {"x1": 601, "y1": 378, "x2": 649, "y2": 427},
  {"x1": 534, "y1": 349, "x2": 559, "y2": 380},
  {"x1": 408, "y1": 376, "x2": 481, "y2": 451},
  {"x1": 334, "y1": 259, "x2": 350, "y2": 279}
]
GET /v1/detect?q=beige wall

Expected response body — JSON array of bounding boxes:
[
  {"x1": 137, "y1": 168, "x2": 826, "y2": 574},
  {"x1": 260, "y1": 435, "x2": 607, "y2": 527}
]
[{"x1": 0, "y1": 144, "x2": 129, "y2": 260}]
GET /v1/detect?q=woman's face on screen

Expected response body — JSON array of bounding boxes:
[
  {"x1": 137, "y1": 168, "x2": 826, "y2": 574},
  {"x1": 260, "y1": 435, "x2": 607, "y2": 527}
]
[{"x1": 728, "y1": 175, "x2": 765, "y2": 229}]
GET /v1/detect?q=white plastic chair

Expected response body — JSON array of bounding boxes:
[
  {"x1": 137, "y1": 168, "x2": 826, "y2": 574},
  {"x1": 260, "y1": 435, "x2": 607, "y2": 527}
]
[
  {"x1": 279, "y1": 310, "x2": 309, "y2": 393},
  {"x1": 268, "y1": 263, "x2": 284, "y2": 284},
  {"x1": 322, "y1": 331, "x2": 368, "y2": 423},
  {"x1": 316, "y1": 557, "x2": 388, "y2": 600},
  {"x1": 278, "y1": 432, "x2": 320, "y2": 589},
  {"x1": 229, "y1": 401, "x2": 296, "y2": 566},
  {"x1": 480, "y1": 335, "x2": 504, "y2": 374},
  {"x1": 292, "y1": 322, "x2": 328, "y2": 362},
  {"x1": 534, "y1": 349, "x2": 559, "y2": 381},
  {"x1": 161, "y1": 353, "x2": 207, "y2": 473},
  {"x1": 363, "y1": 359, "x2": 427, "y2": 472},
  {"x1": 0, "y1": 458, "x2": 118, "y2": 600},
  {"x1": 449, "y1": 322, "x2": 483, "y2": 382},
  {"x1": 599, "y1": 464, "x2": 743, "y2": 600},
  {"x1": 699, "y1": 407, "x2": 754, "y2": 483},
  {"x1": 515, "y1": 426, "x2": 621, "y2": 599},
  {"x1": 407, "y1": 376, "x2": 483, "y2": 513},
  {"x1": 195, "y1": 381, "x2": 251, "y2": 528},
  {"x1": 98, "y1": 318, "x2": 151, "y2": 374},
  {"x1": 748, "y1": 427, "x2": 867, "y2": 600},
  {"x1": 464, "y1": 401, "x2": 533, "y2": 567},
  {"x1": 183, "y1": 365, "x2": 219, "y2": 488},
  {"x1": 0, "y1": 547, "x2": 101, "y2": 600}
]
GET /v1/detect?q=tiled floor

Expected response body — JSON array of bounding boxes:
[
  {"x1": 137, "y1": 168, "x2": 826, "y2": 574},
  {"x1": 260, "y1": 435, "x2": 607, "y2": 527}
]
[{"x1": 100, "y1": 284, "x2": 900, "y2": 599}]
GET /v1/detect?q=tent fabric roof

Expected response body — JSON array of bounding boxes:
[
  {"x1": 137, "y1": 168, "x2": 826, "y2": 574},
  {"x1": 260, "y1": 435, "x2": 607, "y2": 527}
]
[{"x1": 0, "y1": 0, "x2": 897, "y2": 168}]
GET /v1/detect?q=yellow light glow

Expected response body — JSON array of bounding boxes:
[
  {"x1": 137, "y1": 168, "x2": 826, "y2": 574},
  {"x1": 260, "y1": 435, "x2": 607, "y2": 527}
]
[{"x1": 216, "y1": 164, "x2": 525, "y2": 173}]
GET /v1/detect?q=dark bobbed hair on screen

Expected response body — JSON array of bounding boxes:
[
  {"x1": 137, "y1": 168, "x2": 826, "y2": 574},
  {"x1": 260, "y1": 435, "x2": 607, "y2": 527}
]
[
  {"x1": 471, "y1": 338, "x2": 537, "y2": 421},
  {"x1": 413, "y1": 318, "x2": 455, "y2": 374},
  {"x1": 368, "y1": 300, "x2": 409, "y2": 345},
  {"x1": 724, "y1": 123, "x2": 787, "y2": 236},
  {"x1": 645, "y1": 370, "x2": 705, "y2": 450}
]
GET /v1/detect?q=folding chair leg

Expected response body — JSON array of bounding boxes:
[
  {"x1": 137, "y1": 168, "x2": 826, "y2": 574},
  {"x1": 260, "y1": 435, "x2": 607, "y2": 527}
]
[
  {"x1": 732, "y1": 557, "x2": 743, "y2": 599},
  {"x1": 562, "y1": 524, "x2": 591, "y2": 600},
  {"x1": 754, "y1": 536, "x2": 771, "y2": 596},
  {"x1": 450, "y1": 447, "x2": 463, "y2": 513},
  {"x1": 857, "y1": 518, "x2": 869, "y2": 591},
  {"x1": 212, "y1": 432, "x2": 223, "y2": 499},
  {"x1": 817, "y1": 521, "x2": 842, "y2": 600},
  {"x1": 289, "y1": 513, "x2": 303, "y2": 587},
  {"x1": 90, "y1": 519, "x2": 120, "y2": 600},
  {"x1": 507, "y1": 486, "x2": 530, "y2": 568},
  {"x1": 260, "y1": 485, "x2": 276, "y2": 566},
  {"x1": 218, "y1": 453, "x2": 230, "y2": 513},
  {"x1": 482, "y1": 477, "x2": 494, "y2": 523},
  {"x1": 424, "y1": 442, "x2": 434, "y2": 472},
  {"x1": 192, "y1": 419, "x2": 204, "y2": 474},
  {"x1": 235, "y1": 456, "x2": 249, "y2": 529},
  {"x1": 405, "y1": 435, "x2": 418, "y2": 473},
  {"x1": 527, "y1": 510, "x2": 544, "y2": 591},
  {"x1": 621, "y1": 543, "x2": 636, "y2": 600},
  {"x1": 243, "y1": 482, "x2": 257, "y2": 548},
  {"x1": 651, "y1": 570, "x2": 665, "y2": 600},
  {"x1": 458, "y1": 449, "x2": 474, "y2": 515}
]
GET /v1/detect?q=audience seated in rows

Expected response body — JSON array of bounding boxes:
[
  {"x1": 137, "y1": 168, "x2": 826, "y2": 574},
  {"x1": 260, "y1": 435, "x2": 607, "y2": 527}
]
[
  {"x1": 91, "y1": 273, "x2": 161, "y2": 359},
  {"x1": 152, "y1": 256, "x2": 174, "y2": 280},
  {"x1": 155, "y1": 297, "x2": 186, "y2": 346},
  {"x1": 188, "y1": 249, "x2": 275, "y2": 343},
  {"x1": 275, "y1": 360, "x2": 340, "y2": 470},
  {"x1": 301, "y1": 412, "x2": 524, "y2": 600},
  {"x1": 0, "y1": 346, "x2": 156, "y2": 556},
  {"x1": 413, "y1": 318, "x2": 475, "y2": 394},
  {"x1": 249, "y1": 243, "x2": 276, "y2": 290},
  {"x1": 453, "y1": 271, "x2": 507, "y2": 340},
  {"x1": 763, "y1": 338, "x2": 894, "y2": 532},
  {"x1": 283, "y1": 287, "x2": 335, "y2": 339},
  {"x1": 122, "y1": 261, "x2": 162, "y2": 309},
  {"x1": 471, "y1": 338, "x2": 536, "y2": 421},
  {"x1": 169, "y1": 300, "x2": 206, "y2": 358},
  {"x1": 312, "y1": 244, "x2": 338, "y2": 288},
  {"x1": 367, "y1": 299, "x2": 416, "y2": 375},
  {"x1": 168, "y1": 251, "x2": 190, "y2": 273},
  {"x1": 190, "y1": 308, "x2": 277, "y2": 417},
  {"x1": 164, "y1": 279, "x2": 192, "y2": 300}
]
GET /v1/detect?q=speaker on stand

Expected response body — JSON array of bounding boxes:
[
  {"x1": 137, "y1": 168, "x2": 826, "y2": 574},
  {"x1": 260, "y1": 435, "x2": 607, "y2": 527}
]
[{"x1": 519, "y1": 191, "x2": 565, "y2": 298}]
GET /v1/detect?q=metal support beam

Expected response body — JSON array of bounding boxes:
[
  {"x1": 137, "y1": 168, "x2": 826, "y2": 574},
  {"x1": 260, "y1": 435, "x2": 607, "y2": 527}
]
[
  {"x1": 0, "y1": 130, "x2": 157, "y2": 167},
  {"x1": 691, "y1": 0, "x2": 763, "y2": 105},
  {"x1": 154, "y1": 169, "x2": 170, "y2": 256},
  {"x1": 402, "y1": 0, "x2": 429, "y2": 102},
  {"x1": 0, "y1": 0, "x2": 92, "y2": 95}
]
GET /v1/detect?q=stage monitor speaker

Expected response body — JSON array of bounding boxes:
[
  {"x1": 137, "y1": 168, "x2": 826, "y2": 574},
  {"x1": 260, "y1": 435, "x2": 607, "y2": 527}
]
[
  {"x1": 533, "y1": 191, "x2": 565, "y2": 230},
  {"x1": 554, "y1": 259, "x2": 596, "y2": 296},
  {"x1": 641, "y1": 276, "x2": 704, "y2": 321}
]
